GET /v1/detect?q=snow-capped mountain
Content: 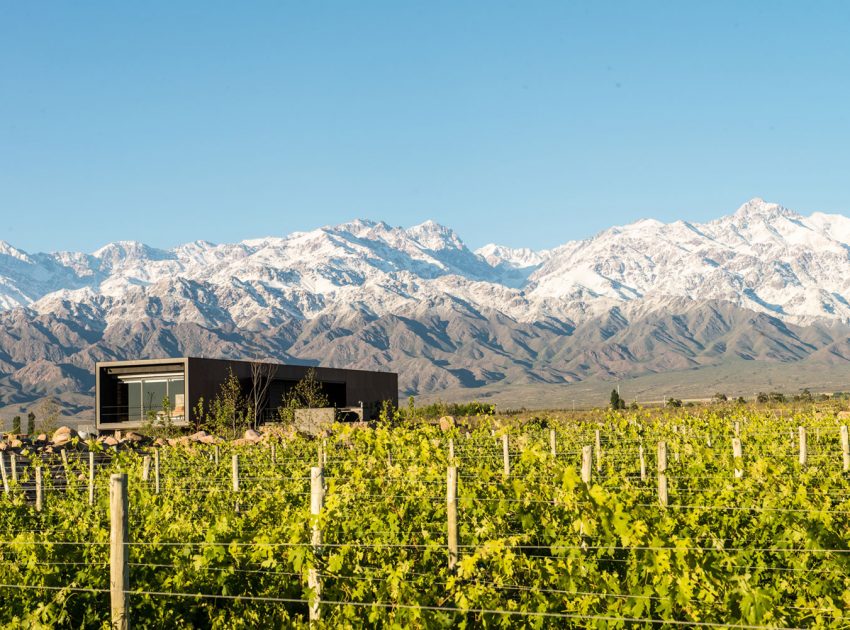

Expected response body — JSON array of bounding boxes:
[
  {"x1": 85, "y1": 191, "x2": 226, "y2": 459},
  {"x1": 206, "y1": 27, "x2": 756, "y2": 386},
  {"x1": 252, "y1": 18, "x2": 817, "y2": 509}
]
[{"x1": 3, "y1": 197, "x2": 850, "y2": 411}]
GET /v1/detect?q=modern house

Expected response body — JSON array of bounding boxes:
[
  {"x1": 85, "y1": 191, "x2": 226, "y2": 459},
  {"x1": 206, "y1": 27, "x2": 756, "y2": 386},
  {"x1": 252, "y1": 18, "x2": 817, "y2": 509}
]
[{"x1": 95, "y1": 357, "x2": 398, "y2": 433}]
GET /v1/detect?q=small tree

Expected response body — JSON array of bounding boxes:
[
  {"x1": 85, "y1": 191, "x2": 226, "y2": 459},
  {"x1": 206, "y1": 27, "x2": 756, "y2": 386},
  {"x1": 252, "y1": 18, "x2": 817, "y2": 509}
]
[
  {"x1": 208, "y1": 368, "x2": 248, "y2": 438},
  {"x1": 610, "y1": 389, "x2": 622, "y2": 411},
  {"x1": 666, "y1": 397, "x2": 682, "y2": 408},
  {"x1": 756, "y1": 392, "x2": 769, "y2": 404},
  {"x1": 277, "y1": 368, "x2": 329, "y2": 422},
  {"x1": 26, "y1": 412, "x2": 35, "y2": 435},
  {"x1": 12, "y1": 416, "x2": 21, "y2": 434},
  {"x1": 249, "y1": 360, "x2": 278, "y2": 430},
  {"x1": 712, "y1": 392, "x2": 728, "y2": 403}
]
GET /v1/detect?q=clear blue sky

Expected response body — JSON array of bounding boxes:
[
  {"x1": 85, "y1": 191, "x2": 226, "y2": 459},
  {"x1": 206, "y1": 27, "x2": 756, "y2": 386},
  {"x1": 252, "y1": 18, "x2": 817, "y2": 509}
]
[{"x1": 2, "y1": 2, "x2": 850, "y2": 253}]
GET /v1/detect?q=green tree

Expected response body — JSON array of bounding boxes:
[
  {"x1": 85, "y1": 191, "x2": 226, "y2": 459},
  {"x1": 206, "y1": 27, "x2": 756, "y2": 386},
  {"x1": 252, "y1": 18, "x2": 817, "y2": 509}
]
[
  {"x1": 26, "y1": 412, "x2": 35, "y2": 435},
  {"x1": 610, "y1": 389, "x2": 622, "y2": 411},
  {"x1": 11, "y1": 416, "x2": 21, "y2": 434},
  {"x1": 207, "y1": 368, "x2": 249, "y2": 438},
  {"x1": 756, "y1": 392, "x2": 769, "y2": 404},
  {"x1": 666, "y1": 397, "x2": 683, "y2": 408},
  {"x1": 277, "y1": 368, "x2": 329, "y2": 422}
]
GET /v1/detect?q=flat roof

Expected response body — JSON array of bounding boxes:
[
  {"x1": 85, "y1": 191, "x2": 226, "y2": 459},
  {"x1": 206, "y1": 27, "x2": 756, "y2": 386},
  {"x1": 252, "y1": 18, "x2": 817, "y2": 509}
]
[{"x1": 96, "y1": 357, "x2": 397, "y2": 376}]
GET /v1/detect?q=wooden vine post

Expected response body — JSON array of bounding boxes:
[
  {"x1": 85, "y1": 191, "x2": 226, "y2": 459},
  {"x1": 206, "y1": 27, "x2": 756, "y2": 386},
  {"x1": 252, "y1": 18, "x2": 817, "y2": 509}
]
[
  {"x1": 447, "y1": 466, "x2": 458, "y2": 572},
  {"x1": 841, "y1": 425, "x2": 850, "y2": 473},
  {"x1": 154, "y1": 448, "x2": 161, "y2": 495},
  {"x1": 448, "y1": 438, "x2": 455, "y2": 465},
  {"x1": 502, "y1": 434, "x2": 510, "y2": 478},
  {"x1": 581, "y1": 445, "x2": 592, "y2": 485},
  {"x1": 550, "y1": 429, "x2": 557, "y2": 458},
  {"x1": 214, "y1": 445, "x2": 220, "y2": 465},
  {"x1": 657, "y1": 441, "x2": 668, "y2": 507},
  {"x1": 142, "y1": 455, "x2": 151, "y2": 482},
  {"x1": 88, "y1": 452, "x2": 95, "y2": 505},
  {"x1": 798, "y1": 426, "x2": 807, "y2": 466},
  {"x1": 232, "y1": 454, "x2": 240, "y2": 492},
  {"x1": 639, "y1": 445, "x2": 646, "y2": 482},
  {"x1": 0, "y1": 452, "x2": 8, "y2": 495},
  {"x1": 10, "y1": 453, "x2": 16, "y2": 484},
  {"x1": 110, "y1": 473, "x2": 129, "y2": 630},
  {"x1": 309, "y1": 466, "x2": 325, "y2": 623},
  {"x1": 594, "y1": 429, "x2": 602, "y2": 472},
  {"x1": 35, "y1": 466, "x2": 43, "y2": 512},
  {"x1": 732, "y1": 438, "x2": 743, "y2": 479}
]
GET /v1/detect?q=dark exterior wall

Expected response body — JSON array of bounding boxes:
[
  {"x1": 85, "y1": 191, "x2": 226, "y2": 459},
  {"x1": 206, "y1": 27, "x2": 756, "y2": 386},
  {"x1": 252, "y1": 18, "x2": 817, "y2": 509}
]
[{"x1": 186, "y1": 358, "x2": 398, "y2": 423}]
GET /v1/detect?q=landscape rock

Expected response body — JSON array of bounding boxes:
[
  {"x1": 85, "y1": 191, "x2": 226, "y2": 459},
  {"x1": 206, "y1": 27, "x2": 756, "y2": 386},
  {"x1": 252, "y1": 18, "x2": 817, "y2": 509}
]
[
  {"x1": 189, "y1": 430, "x2": 210, "y2": 442},
  {"x1": 243, "y1": 429, "x2": 262, "y2": 442},
  {"x1": 35, "y1": 433, "x2": 48, "y2": 444},
  {"x1": 102, "y1": 436, "x2": 119, "y2": 446},
  {"x1": 154, "y1": 438, "x2": 168, "y2": 447},
  {"x1": 52, "y1": 426, "x2": 78, "y2": 442},
  {"x1": 438, "y1": 416, "x2": 455, "y2": 431},
  {"x1": 122, "y1": 431, "x2": 145, "y2": 443}
]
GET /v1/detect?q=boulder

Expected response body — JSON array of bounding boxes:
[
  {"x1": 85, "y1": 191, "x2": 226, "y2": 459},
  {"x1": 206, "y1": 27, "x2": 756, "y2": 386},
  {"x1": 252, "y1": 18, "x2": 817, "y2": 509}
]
[
  {"x1": 243, "y1": 429, "x2": 262, "y2": 442},
  {"x1": 9, "y1": 438, "x2": 22, "y2": 448},
  {"x1": 102, "y1": 436, "x2": 119, "y2": 446},
  {"x1": 122, "y1": 431, "x2": 145, "y2": 443},
  {"x1": 198, "y1": 434, "x2": 219, "y2": 445},
  {"x1": 838, "y1": 411, "x2": 850, "y2": 420},
  {"x1": 438, "y1": 416, "x2": 455, "y2": 432},
  {"x1": 52, "y1": 426, "x2": 78, "y2": 443},
  {"x1": 189, "y1": 430, "x2": 210, "y2": 442},
  {"x1": 34, "y1": 433, "x2": 48, "y2": 444},
  {"x1": 154, "y1": 438, "x2": 168, "y2": 447}
]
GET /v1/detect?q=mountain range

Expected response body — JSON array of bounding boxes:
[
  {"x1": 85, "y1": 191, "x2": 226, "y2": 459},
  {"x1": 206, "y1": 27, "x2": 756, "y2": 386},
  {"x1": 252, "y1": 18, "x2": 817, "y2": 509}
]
[{"x1": 3, "y1": 197, "x2": 850, "y2": 417}]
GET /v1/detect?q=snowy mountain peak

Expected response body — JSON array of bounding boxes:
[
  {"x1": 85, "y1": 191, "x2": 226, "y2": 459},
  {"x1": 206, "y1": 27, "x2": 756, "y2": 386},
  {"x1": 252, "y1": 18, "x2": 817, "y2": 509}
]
[
  {"x1": 405, "y1": 220, "x2": 464, "y2": 251},
  {"x1": 732, "y1": 197, "x2": 799, "y2": 221}
]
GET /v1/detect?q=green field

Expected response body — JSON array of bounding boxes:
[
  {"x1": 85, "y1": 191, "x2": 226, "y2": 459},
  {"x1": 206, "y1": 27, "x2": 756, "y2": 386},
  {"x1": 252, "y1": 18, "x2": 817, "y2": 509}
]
[{"x1": 0, "y1": 408, "x2": 849, "y2": 628}]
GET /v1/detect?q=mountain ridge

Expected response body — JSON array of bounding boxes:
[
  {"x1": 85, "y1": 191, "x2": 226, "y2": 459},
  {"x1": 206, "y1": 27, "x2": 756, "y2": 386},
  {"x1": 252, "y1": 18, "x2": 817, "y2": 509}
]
[{"x1": 3, "y1": 197, "x2": 850, "y2": 415}]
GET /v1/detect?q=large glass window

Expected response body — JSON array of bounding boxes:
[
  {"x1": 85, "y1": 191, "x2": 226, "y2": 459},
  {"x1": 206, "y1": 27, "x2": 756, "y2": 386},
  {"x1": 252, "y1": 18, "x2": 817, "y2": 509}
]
[
  {"x1": 127, "y1": 381, "x2": 142, "y2": 421},
  {"x1": 169, "y1": 378, "x2": 185, "y2": 416},
  {"x1": 143, "y1": 380, "x2": 168, "y2": 416}
]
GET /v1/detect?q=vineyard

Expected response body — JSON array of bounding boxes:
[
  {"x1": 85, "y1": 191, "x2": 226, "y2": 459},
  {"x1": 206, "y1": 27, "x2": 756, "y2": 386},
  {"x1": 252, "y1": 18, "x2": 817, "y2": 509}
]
[{"x1": 0, "y1": 408, "x2": 849, "y2": 628}]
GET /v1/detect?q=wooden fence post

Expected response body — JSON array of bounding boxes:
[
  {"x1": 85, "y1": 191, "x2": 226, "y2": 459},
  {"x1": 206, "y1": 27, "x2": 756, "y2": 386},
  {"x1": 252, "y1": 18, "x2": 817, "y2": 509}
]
[
  {"x1": 142, "y1": 456, "x2": 151, "y2": 482},
  {"x1": 214, "y1": 445, "x2": 220, "y2": 465},
  {"x1": 841, "y1": 425, "x2": 850, "y2": 473},
  {"x1": 447, "y1": 466, "x2": 458, "y2": 572},
  {"x1": 798, "y1": 426, "x2": 807, "y2": 466},
  {"x1": 88, "y1": 452, "x2": 95, "y2": 506},
  {"x1": 639, "y1": 445, "x2": 646, "y2": 482},
  {"x1": 657, "y1": 441, "x2": 668, "y2": 507},
  {"x1": 110, "y1": 473, "x2": 129, "y2": 630},
  {"x1": 60, "y1": 449, "x2": 68, "y2": 469},
  {"x1": 154, "y1": 448, "x2": 160, "y2": 495},
  {"x1": 502, "y1": 434, "x2": 510, "y2": 478},
  {"x1": 309, "y1": 466, "x2": 324, "y2": 623},
  {"x1": 550, "y1": 429, "x2": 557, "y2": 458},
  {"x1": 35, "y1": 466, "x2": 43, "y2": 512},
  {"x1": 581, "y1": 445, "x2": 592, "y2": 485},
  {"x1": 10, "y1": 454, "x2": 17, "y2": 484},
  {"x1": 734, "y1": 421, "x2": 740, "y2": 437},
  {"x1": 322, "y1": 439, "x2": 328, "y2": 467},
  {"x1": 232, "y1": 454, "x2": 240, "y2": 492},
  {"x1": 0, "y1": 452, "x2": 8, "y2": 495},
  {"x1": 594, "y1": 429, "x2": 602, "y2": 472},
  {"x1": 448, "y1": 438, "x2": 455, "y2": 465},
  {"x1": 732, "y1": 438, "x2": 743, "y2": 479}
]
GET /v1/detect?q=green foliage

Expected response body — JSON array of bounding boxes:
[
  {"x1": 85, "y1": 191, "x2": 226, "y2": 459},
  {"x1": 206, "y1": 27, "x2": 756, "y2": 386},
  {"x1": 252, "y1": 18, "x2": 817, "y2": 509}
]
[
  {"x1": 203, "y1": 367, "x2": 251, "y2": 438},
  {"x1": 756, "y1": 392, "x2": 769, "y2": 403},
  {"x1": 712, "y1": 392, "x2": 728, "y2": 402},
  {"x1": 277, "y1": 368, "x2": 330, "y2": 422},
  {"x1": 26, "y1": 412, "x2": 35, "y2": 435},
  {"x1": 11, "y1": 416, "x2": 21, "y2": 434},
  {"x1": 406, "y1": 400, "x2": 496, "y2": 420},
  {"x1": 666, "y1": 397, "x2": 683, "y2": 408},
  {"x1": 609, "y1": 389, "x2": 627, "y2": 410},
  {"x1": 0, "y1": 407, "x2": 848, "y2": 626}
]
